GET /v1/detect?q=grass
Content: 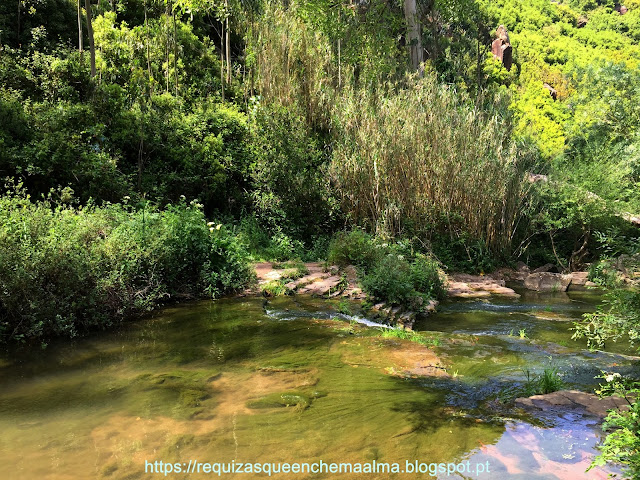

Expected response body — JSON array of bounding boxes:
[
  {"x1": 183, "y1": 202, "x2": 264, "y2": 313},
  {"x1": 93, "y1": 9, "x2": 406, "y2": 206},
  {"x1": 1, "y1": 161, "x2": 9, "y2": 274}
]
[
  {"x1": 378, "y1": 328, "x2": 441, "y2": 347},
  {"x1": 260, "y1": 280, "x2": 291, "y2": 296},
  {"x1": 523, "y1": 367, "x2": 565, "y2": 395}
]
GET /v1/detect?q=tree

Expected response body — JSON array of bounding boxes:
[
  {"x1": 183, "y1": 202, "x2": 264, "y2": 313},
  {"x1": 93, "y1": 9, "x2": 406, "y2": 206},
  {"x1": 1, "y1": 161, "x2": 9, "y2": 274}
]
[
  {"x1": 85, "y1": 0, "x2": 96, "y2": 77},
  {"x1": 403, "y1": 0, "x2": 423, "y2": 72},
  {"x1": 77, "y1": 0, "x2": 83, "y2": 57}
]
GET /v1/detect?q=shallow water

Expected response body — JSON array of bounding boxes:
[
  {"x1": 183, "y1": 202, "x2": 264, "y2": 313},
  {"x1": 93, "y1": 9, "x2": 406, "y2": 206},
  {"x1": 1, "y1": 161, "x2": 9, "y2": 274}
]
[{"x1": 0, "y1": 291, "x2": 636, "y2": 479}]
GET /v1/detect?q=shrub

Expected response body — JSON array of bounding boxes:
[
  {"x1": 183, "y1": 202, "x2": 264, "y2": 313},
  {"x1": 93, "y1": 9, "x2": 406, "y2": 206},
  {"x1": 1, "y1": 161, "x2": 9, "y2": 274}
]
[
  {"x1": 0, "y1": 189, "x2": 254, "y2": 344},
  {"x1": 410, "y1": 255, "x2": 447, "y2": 301},
  {"x1": 589, "y1": 374, "x2": 640, "y2": 479},
  {"x1": 573, "y1": 288, "x2": 640, "y2": 350},
  {"x1": 361, "y1": 254, "x2": 415, "y2": 306},
  {"x1": 588, "y1": 258, "x2": 621, "y2": 288},
  {"x1": 327, "y1": 230, "x2": 380, "y2": 271},
  {"x1": 361, "y1": 253, "x2": 445, "y2": 311},
  {"x1": 523, "y1": 367, "x2": 565, "y2": 395}
]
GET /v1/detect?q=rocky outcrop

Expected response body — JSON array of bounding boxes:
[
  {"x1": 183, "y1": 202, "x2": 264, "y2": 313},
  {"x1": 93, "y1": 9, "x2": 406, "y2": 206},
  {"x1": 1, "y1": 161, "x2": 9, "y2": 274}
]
[
  {"x1": 494, "y1": 264, "x2": 598, "y2": 291},
  {"x1": 252, "y1": 262, "x2": 365, "y2": 299},
  {"x1": 491, "y1": 25, "x2": 513, "y2": 71},
  {"x1": 523, "y1": 272, "x2": 572, "y2": 292},
  {"x1": 447, "y1": 273, "x2": 520, "y2": 298},
  {"x1": 531, "y1": 263, "x2": 558, "y2": 273},
  {"x1": 516, "y1": 390, "x2": 630, "y2": 419},
  {"x1": 617, "y1": 5, "x2": 628, "y2": 15}
]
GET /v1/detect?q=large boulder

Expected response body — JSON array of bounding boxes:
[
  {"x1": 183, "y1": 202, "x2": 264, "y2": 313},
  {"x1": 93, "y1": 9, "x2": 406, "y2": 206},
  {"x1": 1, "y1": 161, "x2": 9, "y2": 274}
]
[{"x1": 523, "y1": 272, "x2": 572, "y2": 292}]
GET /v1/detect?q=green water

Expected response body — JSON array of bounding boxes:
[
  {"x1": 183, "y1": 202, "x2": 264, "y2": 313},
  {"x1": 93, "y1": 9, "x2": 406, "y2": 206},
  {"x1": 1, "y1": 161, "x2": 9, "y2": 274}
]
[{"x1": 0, "y1": 292, "x2": 636, "y2": 479}]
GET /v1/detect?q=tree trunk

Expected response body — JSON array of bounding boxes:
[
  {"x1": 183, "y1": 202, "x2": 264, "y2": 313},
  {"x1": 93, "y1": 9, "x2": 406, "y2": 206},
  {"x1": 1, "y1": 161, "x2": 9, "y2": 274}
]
[
  {"x1": 172, "y1": 7, "x2": 178, "y2": 95},
  {"x1": 144, "y1": 0, "x2": 152, "y2": 88},
  {"x1": 17, "y1": 0, "x2": 21, "y2": 45},
  {"x1": 85, "y1": 0, "x2": 96, "y2": 77},
  {"x1": 225, "y1": 0, "x2": 230, "y2": 83},
  {"x1": 403, "y1": 0, "x2": 423, "y2": 73},
  {"x1": 220, "y1": 19, "x2": 225, "y2": 101},
  {"x1": 77, "y1": 0, "x2": 84, "y2": 58}
]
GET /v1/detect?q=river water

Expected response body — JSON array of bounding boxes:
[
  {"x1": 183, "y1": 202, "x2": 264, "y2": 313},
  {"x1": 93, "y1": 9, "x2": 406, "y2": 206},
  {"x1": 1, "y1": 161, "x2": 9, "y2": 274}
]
[{"x1": 0, "y1": 290, "x2": 636, "y2": 479}]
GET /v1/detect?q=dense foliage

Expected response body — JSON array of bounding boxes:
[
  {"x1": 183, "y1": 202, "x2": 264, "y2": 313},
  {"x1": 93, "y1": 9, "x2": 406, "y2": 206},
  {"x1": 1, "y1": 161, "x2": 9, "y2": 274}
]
[
  {"x1": 328, "y1": 230, "x2": 446, "y2": 309},
  {"x1": 590, "y1": 374, "x2": 640, "y2": 479},
  {"x1": 0, "y1": 1, "x2": 639, "y2": 331},
  {"x1": 0, "y1": 188, "x2": 253, "y2": 344}
]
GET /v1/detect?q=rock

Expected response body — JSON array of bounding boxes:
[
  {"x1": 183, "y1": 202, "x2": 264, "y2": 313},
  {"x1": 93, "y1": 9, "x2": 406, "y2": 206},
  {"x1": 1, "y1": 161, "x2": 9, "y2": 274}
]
[
  {"x1": 577, "y1": 15, "x2": 588, "y2": 28},
  {"x1": 297, "y1": 275, "x2": 342, "y2": 296},
  {"x1": 523, "y1": 272, "x2": 572, "y2": 292},
  {"x1": 447, "y1": 273, "x2": 520, "y2": 298},
  {"x1": 343, "y1": 264, "x2": 358, "y2": 282},
  {"x1": 527, "y1": 173, "x2": 548, "y2": 183},
  {"x1": 491, "y1": 25, "x2": 513, "y2": 71},
  {"x1": 516, "y1": 390, "x2": 630, "y2": 419},
  {"x1": 617, "y1": 5, "x2": 628, "y2": 15},
  {"x1": 515, "y1": 261, "x2": 529, "y2": 272},
  {"x1": 567, "y1": 271, "x2": 599, "y2": 290},
  {"x1": 543, "y1": 82, "x2": 557, "y2": 100},
  {"x1": 496, "y1": 24, "x2": 510, "y2": 44},
  {"x1": 532, "y1": 263, "x2": 557, "y2": 273}
]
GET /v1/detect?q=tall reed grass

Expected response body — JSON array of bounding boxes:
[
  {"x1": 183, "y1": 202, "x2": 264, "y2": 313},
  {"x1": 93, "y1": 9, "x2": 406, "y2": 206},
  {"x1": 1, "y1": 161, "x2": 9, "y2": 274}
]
[
  {"x1": 330, "y1": 77, "x2": 536, "y2": 249},
  {"x1": 251, "y1": 2, "x2": 537, "y2": 251}
]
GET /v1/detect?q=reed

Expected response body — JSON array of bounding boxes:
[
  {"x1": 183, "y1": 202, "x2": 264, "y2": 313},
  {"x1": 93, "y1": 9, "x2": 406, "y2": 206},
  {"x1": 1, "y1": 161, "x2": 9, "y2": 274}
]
[{"x1": 330, "y1": 76, "x2": 535, "y2": 249}]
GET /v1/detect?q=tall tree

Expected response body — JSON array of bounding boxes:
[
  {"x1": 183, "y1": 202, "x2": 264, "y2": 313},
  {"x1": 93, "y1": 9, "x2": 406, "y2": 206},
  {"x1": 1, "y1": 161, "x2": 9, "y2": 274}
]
[
  {"x1": 77, "y1": 0, "x2": 83, "y2": 57},
  {"x1": 404, "y1": 0, "x2": 423, "y2": 73},
  {"x1": 85, "y1": 0, "x2": 96, "y2": 77}
]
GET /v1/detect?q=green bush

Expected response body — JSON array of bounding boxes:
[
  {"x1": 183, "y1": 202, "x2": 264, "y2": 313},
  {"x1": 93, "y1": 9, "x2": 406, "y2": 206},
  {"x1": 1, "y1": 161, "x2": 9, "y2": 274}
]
[
  {"x1": 327, "y1": 230, "x2": 380, "y2": 271},
  {"x1": 0, "y1": 189, "x2": 254, "y2": 344},
  {"x1": 573, "y1": 288, "x2": 640, "y2": 350},
  {"x1": 361, "y1": 253, "x2": 445, "y2": 311},
  {"x1": 590, "y1": 374, "x2": 640, "y2": 479},
  {"x1": 410, "y1": 255, "x2": 447, "y2": 301},
  {"x1": 523, "y1": 367, "x2": 565, "y2": 395},
  {"x1": 361, "y1": 254, "x2": 415, "y2": 306}
]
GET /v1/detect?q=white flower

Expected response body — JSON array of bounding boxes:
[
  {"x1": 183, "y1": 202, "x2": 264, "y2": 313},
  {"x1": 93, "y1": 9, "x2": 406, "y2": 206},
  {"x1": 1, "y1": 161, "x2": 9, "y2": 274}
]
[
  {"x1": 207, "y1": 222, "x2": 215, "y2": 226},
  {"x1": 209, "y1": 227, "x2": 215, "y2": 232},
  {"x1": 605, "y1": 373, "x2": 620, "y2": 382},
  {"x1": 216, "y1": 224, "x2": 222, "y2": 230}
]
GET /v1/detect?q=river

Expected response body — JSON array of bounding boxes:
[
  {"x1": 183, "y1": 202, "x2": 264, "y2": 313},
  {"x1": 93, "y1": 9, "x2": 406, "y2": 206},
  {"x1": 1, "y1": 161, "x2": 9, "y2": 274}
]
[{"x1": 0, "y1": 289, "x2": 636, "y2": 479}]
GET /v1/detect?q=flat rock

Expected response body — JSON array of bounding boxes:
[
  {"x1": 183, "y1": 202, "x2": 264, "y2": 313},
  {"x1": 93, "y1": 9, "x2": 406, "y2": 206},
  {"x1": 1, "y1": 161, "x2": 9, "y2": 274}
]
[
  {"x1": 447, "y1": 274, "x2": 520, "y2": 298},
  {"x1": 516, "y1": 390, "x2": 630, "y2": 419},
  {"x1": 298, "y1": 275, "x2": 342, "y2": 296}
]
